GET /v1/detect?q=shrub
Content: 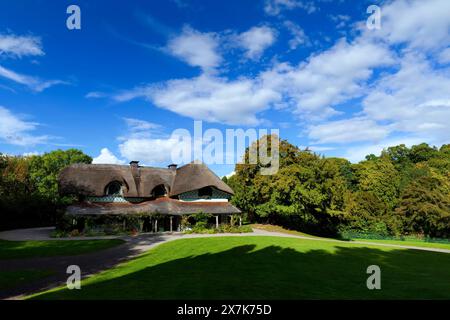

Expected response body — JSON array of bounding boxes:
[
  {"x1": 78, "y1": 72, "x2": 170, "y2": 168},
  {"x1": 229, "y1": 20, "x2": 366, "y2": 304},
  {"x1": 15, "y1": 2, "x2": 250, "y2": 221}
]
[
  {"x1": 219, "y1": 224, "x2": 253, "y2": 233},
  {"x1": 69, "y1": 229, "x2": 80, "y2": 237},
  {"x1": 50, "y1": 229, "x2": 68, "y2": 238}
]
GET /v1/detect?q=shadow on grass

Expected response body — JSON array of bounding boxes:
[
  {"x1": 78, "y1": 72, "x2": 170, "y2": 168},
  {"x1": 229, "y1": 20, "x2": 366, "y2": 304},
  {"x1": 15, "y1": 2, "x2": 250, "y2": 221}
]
[
  {"x1": 31, "y1": 239, "x2": 450, "y2": 300},
  {"x1": 0, "y1": 239, "x2": 125, "y2": 260},
  {"x1": 0, "y1": 234, "x2": 168, "y2": 299}
]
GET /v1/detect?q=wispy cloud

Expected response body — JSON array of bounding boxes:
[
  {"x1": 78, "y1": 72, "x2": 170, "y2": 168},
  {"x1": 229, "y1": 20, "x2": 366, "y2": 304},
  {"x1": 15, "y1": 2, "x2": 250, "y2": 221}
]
[
  {"x1": 0, "y1": 65, "x2": 67, "y2": 92},
  {"x1": 0, "y1": 106, "x2": 50, "y2": 146},
  {"x1": 85, "y1": 91, "x2": 107, "y2": 98},
  {"x1": 0, "y1": 33, "x2": 44, "y2": 58},
  {"x1": 264, "y1": 0, "x2": 317, "y2": 16},
  {"x1": 284, "y1": 21, "x2": 310, "y2": 49}
]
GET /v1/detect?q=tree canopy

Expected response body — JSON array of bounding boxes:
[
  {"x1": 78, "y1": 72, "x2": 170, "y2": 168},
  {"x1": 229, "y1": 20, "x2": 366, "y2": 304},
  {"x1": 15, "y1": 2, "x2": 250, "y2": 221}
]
[
  {"x1": 0, "y1": 149, "x2": 91, "y2": 230},
  {"x1": 227, "y1": 137, "x2": 450, "y2": 238}
]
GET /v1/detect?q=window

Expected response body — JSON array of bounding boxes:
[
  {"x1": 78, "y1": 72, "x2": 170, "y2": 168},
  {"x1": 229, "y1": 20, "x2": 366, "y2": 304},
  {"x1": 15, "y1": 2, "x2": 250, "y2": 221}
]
[
  {"x1": 152, "y1": 184, "x2": 167, "y2": 198},
  {"x1": 198, "y1": 186, "x2": 213, "y2": 199},
  {"x1": 105, "y1": 181, "x2": 123, "y2": 196}
]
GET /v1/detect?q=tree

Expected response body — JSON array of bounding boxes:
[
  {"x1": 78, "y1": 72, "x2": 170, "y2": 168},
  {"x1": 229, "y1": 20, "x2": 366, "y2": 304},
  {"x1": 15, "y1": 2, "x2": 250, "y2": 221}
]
[
  {"x1": 28, "y1": 149, "x2": 92, "y2": 204},
  {"x1": 409, "y1": 143, "x2": 439, "y2": 163},
  {"x1": 231, "y1": 136, "x2": 348, "y2": 236},
  {"x1": 396, "y1": 165, "x2": 450, "y2": 237},
  {"x1": 353, "y1": 157, "x2": 400, "y2": 210},
  {"x1": 0, "y1": 149, "x2": 91, "y2": 230}
]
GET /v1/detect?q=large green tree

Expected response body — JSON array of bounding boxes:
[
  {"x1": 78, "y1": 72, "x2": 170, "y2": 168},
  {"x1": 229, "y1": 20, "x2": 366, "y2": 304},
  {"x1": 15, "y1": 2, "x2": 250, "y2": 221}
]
[
  {"x1": 228, "y1": 139, "x2": 450, "y2": 238},
  {"x1": 28, "y1": 149, "x2": 92, "y2": 204},
  {"x1": 0, "y1": 149, "x2": 91, "y2": 230},
  {"x1": 396, "y1": 164, "x2": 450, "y2": 237}
]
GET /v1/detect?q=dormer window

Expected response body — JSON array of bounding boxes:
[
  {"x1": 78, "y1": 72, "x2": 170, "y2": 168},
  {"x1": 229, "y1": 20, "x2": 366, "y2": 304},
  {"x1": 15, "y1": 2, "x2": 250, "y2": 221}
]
[
  {"x1": 152, "y1": 184, "x2": 168, "y2": 198},
  {"x1": 198, "y1": 186, "x2": 213, "y2": 199},
  {"x1": 105, "y1": 181, "x2": 123, "y2": 196}
]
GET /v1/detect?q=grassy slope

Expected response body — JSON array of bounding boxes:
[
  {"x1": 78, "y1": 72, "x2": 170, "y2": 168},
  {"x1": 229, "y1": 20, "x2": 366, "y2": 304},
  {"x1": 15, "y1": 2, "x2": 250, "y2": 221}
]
[
  {"x1": 252, "y1": 224, "x2": 450, "y2": 250},
  {"x1": 251, "y1": 224, "x2": 329, "y2": 239},
  {"x1": 350, "y1": 238, "x2": 450, "y2": 250},
  {"x1": 29, "y1": 236, "x2": 450, "y2": 300},
  {"x1": 0, "y1": 239, "x2": 124, "y2": 259}
]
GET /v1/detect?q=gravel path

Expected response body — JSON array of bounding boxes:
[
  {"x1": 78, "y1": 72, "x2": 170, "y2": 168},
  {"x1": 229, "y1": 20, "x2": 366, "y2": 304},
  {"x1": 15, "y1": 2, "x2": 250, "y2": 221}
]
[{"x1": 1, "y1": 227, "x2": 449, "y2": 300}]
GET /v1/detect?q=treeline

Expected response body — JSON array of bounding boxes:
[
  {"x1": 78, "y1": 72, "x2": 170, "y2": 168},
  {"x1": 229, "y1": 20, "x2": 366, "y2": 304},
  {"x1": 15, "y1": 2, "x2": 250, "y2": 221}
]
[
  {"x1": 0, "y1": 150, "x2": 91, "y2": 230},
  {"x1": 225, "y1": 137, "x2": 450, "y2": 238}
]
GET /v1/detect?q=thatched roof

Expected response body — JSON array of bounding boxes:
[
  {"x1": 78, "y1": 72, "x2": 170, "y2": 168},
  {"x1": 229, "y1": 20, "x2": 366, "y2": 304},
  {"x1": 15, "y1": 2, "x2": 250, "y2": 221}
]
[
  {"x1": 66, "y1": 197, "x2": 241, "y2": 216},
  {"x1": 59, "y1": 162, "x2": 233, "y2": 198},
  {"x1": 170, "y1": 162, "x2": 233, "y2": 196}
]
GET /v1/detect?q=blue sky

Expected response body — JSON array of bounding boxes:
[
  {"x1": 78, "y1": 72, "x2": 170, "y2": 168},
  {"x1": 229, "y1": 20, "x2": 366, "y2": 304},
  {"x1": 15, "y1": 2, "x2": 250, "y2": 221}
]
[{"x1": 0, "y1": 0, "x2": 449, "y2": 177}]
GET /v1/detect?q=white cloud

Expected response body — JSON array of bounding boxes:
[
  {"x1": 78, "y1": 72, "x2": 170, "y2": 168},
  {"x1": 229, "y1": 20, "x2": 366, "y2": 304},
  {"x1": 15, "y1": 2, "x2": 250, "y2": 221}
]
[
  {"x1": 112, "y1": 0, "x2": 450, "y2": 156},
  {"x1": 284, "y1": 21, "x2": 309, "y2": 50},
  {"x1": 0, "y1": 65, "x2": 66, "y2": 92},
  {"x1": 113, "y1": 117, "x2": 186, "y2": 165},
  {"x1": 301, "y1": 0, "x2": 450, "y2": 150},
  {"x1": 328, "y1": 14, "x2": 351, "y2": 29},
  {"x1": 166, "y1": 26, "x2": 221, "y2": 70},
  {"x1": 114, "y1": 74, "x2": 281, "y2": 125},
  {"x1": 308, "y1": 117, "x2": 391, "y2": 144},
  {"x1": 438, "y1": 47, "x2": 450, "y2": 64},
  {"x1": 344, "y1": 137, "x2": 426, "y2": 163},
  {"x1": 124, "y1": 118, "x2": 161, "y2": 131},
  {"x1": 261, "y1": 38, "x2": 395, "y2": 118},
  {"x1": 362, "y1": 54, "x2": 450, "y2": 143},
  {"x1": 119, "y1": 137, "x2": 182, "y2": 164},
  {"x1": 114, "y1": 38, "x2": 394, "y2": 125},
  {"x1": 92, "y1": 148, "x2": 125, "y2": 165},
  {"x1": 120, "y1": 118, "x2": 162, "y2": 140},
  {"x1": 0, "y1": 34, "x2": 44, "y2": 58},
  {"x1": 224, "y1": 171, "x2": 235, "y2": 179},
  {"x1": 298, "y1": 145, "x2": 335, "y2": 152},
  {"x1": 235, "y1": 26, "x2": 276, "y2": 60},
  {"x1": 0, "y1": 106, "x2": 49, "y2": 146},
  {"x1": 363, "y1": 0, "x2": 450, "y2": 51},
  {"x1": 85, "y1": 91, "x2": 106, "y2": 98},
  {"x1": 22, "y1": 151, "x2": 41, "y2": 157},
  {"x1": 264, "y1": 0, "x2": 317, "y2": 15}
]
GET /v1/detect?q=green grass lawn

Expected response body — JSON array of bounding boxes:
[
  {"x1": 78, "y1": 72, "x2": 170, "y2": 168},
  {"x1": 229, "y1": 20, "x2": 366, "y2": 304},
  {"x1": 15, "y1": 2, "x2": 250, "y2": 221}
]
[
  {"x1": 0, "y1": 239, "x2": 124, "y2": 260},
  {"x1": 29, "y1": 236, "x2": 450, "y2": 300},
  {"x1": 0, "y1": 270, "x2": 55, "y2": 291},
  {"x1": 251, "y1": 224, "x2": 331, "y2": 239},
  {"x1": 252, "y1": 223, "x2": 450, "y2": 251},
  {"x1": 350, "y1": 238, "x2": 450, "y2": 250}
]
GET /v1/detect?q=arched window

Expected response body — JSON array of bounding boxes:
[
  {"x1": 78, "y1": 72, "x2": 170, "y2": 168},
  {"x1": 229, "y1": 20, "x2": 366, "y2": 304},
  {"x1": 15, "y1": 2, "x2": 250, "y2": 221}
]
[
  {"x1": 198, "y1": 186, "x2": 213, "y2": 199},
  {"x1": 151, "y1": 184, "x2": 167, "y2": 198},
  {"x1": 105, "y1": 181, "x2": 123, "y2": 196}
]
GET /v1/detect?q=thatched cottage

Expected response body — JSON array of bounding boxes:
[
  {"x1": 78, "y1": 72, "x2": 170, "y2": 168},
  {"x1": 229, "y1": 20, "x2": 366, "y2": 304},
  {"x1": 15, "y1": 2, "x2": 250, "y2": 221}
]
[{"x1": 58, "y1": 161, "x2": 241, "y2": 232}]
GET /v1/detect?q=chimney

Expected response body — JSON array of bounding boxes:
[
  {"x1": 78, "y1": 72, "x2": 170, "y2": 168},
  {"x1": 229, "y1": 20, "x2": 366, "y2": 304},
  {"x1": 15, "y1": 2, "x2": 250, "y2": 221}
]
[
  {"x1": 129, "y1": 161, "x2": 139, "y2": 168},
  {"x1": 168, "y1": 163, "x2": 177, "y2": 170}
]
